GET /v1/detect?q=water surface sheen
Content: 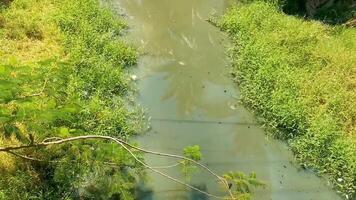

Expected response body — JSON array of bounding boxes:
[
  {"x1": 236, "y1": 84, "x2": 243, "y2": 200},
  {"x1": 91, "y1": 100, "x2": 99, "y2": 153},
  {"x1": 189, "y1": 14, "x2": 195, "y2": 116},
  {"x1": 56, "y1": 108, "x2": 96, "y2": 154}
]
[{"x1": 116, "y1": 0, "x2": 341, "y2": 199}]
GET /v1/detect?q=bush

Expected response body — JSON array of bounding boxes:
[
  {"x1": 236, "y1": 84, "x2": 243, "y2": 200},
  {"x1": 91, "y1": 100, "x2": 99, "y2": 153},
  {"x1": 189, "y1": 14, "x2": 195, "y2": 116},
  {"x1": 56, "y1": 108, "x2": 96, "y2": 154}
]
[
  {"x1": 218, "y1": 2, "x2": 355, "y2": 198},
  {"x1": 0, "y1": 0, "x2": 143, "y2": 199}
]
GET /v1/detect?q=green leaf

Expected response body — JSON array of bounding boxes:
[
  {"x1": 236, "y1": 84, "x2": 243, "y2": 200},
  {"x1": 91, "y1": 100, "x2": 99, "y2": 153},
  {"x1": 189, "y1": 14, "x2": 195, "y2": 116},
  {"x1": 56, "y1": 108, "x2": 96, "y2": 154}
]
[
  {"x1": 183, "y1": 145, "x2": 201, "y2": 161},
  {"x1": 3, "y1": 123, "x2": 27, "y2": 142},
  {"x1": 0, "y1": 66, "x2": 5, "y2": 75},
  {"x1": 0, "y1": 117, "x2": 11, "y2": 123},
  {"x1": 58, "y1": 127, "x2": 70, "y2": 137},
  {"x1": 47, "y1": 99, "x2": 57, "y2": 109}
]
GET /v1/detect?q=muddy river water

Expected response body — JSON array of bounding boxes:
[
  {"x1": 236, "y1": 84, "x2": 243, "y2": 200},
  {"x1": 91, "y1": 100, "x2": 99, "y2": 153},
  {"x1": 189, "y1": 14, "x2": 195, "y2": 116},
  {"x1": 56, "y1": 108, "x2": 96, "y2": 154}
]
[{"x1": 115, "y1": 0, "x2": 341, "y2": 199}]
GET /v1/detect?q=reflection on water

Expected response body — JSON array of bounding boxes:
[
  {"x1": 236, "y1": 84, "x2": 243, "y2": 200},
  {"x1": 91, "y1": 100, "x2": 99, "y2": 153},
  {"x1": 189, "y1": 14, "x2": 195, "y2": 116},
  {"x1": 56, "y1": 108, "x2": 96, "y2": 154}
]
[
  {"x1": 189, "y1": 184, "x2": 209, "y2": 200},
  {"x1": 121, "y1": 0, "x2": 236, "y2": 118},
  {"x1": 136, "y1": 182, "x2": 154, "y2": 200},
  {"x1": 116, "y1": 0, "x2": 342, "y2": 199}
]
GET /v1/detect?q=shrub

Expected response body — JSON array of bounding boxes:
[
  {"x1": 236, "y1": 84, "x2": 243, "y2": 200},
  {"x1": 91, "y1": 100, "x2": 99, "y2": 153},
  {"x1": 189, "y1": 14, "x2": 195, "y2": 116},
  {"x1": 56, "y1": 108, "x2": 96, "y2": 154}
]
[
  {"x1": 0, "y1": 0, "x2": 142, "y2": 199},
  {"x1": 218, "y1": 2, "x2": 356, "y2": 198}
]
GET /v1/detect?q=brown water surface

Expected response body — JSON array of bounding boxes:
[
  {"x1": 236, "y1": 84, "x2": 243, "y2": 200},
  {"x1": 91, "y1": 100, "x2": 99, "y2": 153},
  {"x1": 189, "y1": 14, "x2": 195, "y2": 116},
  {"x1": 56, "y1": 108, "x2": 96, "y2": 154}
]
[{"x1": 115, "y1": 0, "x2": 341, "y2": 199}]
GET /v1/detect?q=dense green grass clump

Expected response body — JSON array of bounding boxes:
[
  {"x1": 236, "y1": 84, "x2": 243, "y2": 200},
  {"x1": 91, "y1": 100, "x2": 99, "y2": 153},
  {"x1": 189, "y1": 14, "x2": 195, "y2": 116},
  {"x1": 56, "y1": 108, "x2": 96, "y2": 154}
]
[
  {"x1": 217, "y1": 2, "x2": 355, "y2": 199},
  {"x1": 0, "y1": 0, "x2": 143, "y2": 199}
]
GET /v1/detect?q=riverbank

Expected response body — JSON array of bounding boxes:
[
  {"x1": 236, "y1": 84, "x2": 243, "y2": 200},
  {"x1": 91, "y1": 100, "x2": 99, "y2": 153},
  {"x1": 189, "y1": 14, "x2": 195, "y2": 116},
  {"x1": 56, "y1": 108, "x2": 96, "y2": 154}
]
[
  {"x1": 0, "y1": 0, "x2": 142, "y2": 199},
  {"x1": 217, "y1": 2, "x2": 355, "y2": 199}
]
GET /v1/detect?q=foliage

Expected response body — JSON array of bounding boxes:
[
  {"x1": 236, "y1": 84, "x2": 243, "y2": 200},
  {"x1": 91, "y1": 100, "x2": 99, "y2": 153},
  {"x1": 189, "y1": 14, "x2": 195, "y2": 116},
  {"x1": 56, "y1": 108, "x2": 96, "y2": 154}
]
[
  {"x1": 218, "y1": 2, "x2": 356, "y2": 199},
  {"x1": 181, "y1": 145, "x2": 202, "y2": 181},
  {"x1": 223, "y1": 172, "x2": 265, "y2": 200},
  {"x1": 183, "y1": 145, "x2": 202, "y2": 161},
  {"x1": 0, "y1": 0, "x2": 143, "y2": 199}
]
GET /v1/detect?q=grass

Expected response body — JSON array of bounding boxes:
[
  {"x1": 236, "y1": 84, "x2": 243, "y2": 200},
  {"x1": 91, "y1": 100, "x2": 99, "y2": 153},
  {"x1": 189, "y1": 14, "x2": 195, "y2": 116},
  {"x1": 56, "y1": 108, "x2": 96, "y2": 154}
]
[
  {"x1": 217, "y1": 2, "x2": 356, "y2": 199},
  {"x1": 0, "y1": 0, "x2": 143, "y2": 199}
]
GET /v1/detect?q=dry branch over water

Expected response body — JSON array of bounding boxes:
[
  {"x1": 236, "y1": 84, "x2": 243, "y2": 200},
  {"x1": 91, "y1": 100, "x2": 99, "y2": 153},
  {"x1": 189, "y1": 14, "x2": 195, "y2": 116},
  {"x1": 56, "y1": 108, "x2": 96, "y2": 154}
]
[{"x1": 0, "y1": 135, "x2": 244, "y2": 199}]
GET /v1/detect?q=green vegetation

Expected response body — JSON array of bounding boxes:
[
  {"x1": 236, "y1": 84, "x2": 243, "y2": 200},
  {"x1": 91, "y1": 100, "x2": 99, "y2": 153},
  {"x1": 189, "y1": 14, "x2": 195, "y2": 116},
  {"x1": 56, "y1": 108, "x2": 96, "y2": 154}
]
[
  {"x1": 223, "y1": 172, "x2": 265, "y2": 200},
  {"x1": 0, "y1": 0, "x2": 143, "y2": 199},
  {"x1": 217, "y1": 2, "x2": 355, "y2": 199},
  {"x1": 0, "y1": 1, "x2": 264, "y2": 199},
  {"x1": 181, "y1": 145, "x2": 202, "y2": 180}
]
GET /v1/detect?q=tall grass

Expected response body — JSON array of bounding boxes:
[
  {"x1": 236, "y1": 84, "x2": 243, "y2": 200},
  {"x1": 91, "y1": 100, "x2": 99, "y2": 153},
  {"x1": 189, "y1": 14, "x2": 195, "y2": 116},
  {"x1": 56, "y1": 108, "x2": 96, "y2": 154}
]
[
  {"x1": 218, "y1": 2, "x2": 355, "y2": 199},
  {"x1": 0, "y1": 0, "x2": 142, "y2": 199}
]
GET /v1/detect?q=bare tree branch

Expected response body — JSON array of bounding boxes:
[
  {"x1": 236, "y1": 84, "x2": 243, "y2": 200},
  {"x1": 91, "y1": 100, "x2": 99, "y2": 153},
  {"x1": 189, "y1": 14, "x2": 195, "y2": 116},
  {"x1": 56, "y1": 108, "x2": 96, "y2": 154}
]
[
  {"x1": 117, "y1": 138, "x2": 227, "y2": 199},
  {"x1": 0, "y1": 135, "x2": 236, "y2": 199},
  {"x1": 8, "y1": 150, "x2": 182, "y2": 170},
  {"x1": 149, "y1": 162, "x2": 181, "y2": 169},
  {"x1": 7, "y1": 151, "x2": 50, "y2": 162},
  {"x1": 117, "y1": 137, "x2": 235, "y2": 198}
]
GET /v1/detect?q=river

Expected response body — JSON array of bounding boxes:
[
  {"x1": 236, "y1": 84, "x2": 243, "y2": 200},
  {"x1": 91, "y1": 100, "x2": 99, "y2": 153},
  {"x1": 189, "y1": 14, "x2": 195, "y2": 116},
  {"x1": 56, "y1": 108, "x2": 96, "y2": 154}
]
[{"x1": 114, "y1": 0, "x2": 341, "y2": 199}]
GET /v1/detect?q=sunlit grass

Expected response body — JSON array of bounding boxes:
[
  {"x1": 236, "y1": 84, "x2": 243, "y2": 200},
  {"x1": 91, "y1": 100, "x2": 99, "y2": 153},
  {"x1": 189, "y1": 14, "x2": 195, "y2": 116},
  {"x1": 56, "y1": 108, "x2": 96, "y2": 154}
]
[
  {"x1": 0, "y1": 0, "x2": 63, "y2": 63},
  {"x1": 218, "y1": 2, "x2": 355, "y2": 198},
  {"x1": 0, "y1": 0, "x2": 141, "y2": 199}
]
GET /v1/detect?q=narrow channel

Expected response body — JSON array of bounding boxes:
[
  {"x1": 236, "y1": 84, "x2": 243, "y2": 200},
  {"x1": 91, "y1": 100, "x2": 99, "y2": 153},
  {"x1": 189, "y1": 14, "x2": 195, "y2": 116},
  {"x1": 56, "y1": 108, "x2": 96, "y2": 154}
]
[{"x1": 115, "y1": 0, "x2": 341, "y2": 199}]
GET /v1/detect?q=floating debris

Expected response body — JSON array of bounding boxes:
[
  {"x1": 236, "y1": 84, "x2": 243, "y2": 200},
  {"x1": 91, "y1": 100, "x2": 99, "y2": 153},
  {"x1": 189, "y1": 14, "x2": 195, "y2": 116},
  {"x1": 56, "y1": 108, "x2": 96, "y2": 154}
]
[
  {"x1": 178, "y1": 61, "x2": 186, "y2": 66},
  {"x1": 130, "y1": 74, "x2": 138, "y2": 81},
  {"x1": 208, "y1": 33, "x2": 215, "y2": 46},
  {"x1": 230, "y1": 104, "x2": 237, "y2": 110},
  {"x1": 196, "y1": 11, "x2": 203, "y2": 21},
  {"x1": 168, "y1": 49, "x2": 174, "y2": 55},
  {"x1": 181, "y1": 34, "x2": 196, "y2": 49},
  {"x1": 192, "y1": 7, "x2": 195, "y2": 26}
]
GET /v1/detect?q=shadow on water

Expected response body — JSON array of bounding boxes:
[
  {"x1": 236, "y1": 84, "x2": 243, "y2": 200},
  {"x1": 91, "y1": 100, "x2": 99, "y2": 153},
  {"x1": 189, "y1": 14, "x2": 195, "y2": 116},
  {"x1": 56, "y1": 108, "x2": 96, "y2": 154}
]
[
  {"x1": 136, "y1": 182, "x2": 209, "y2": 200},
  {"x1": 189, "y1": 184, "x2": 209, "y2": 200},
  {"x1": 135, "y1": 182, "x2": 154, "y2": 200}
]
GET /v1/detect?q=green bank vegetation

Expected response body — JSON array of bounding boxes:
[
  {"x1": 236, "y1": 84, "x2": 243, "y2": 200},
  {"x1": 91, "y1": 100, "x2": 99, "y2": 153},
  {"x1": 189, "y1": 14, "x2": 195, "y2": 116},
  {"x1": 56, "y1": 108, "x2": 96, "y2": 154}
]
[
  {"x1": 0, "y1": 0, "x2": 143, "y2": 199},
  {"x1": 0, "y1": 0, "x2": 265, "y2": 199},
  {"x1": 217, "y1": 2, "x2": 355, "y2": 199}
]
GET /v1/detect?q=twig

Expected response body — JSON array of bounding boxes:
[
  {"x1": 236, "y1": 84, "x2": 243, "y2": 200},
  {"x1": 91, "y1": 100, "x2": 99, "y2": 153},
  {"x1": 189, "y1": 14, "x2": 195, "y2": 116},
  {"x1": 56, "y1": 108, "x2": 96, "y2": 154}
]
[
  {"x1": 7, "y1": 151, "x2": 51, "y2": 162},
  {"x1": 18, "y1": 78, "x2": 49, "y2": 99},
  {"x1": 115, "y1": 138, "x2": 226, "y2": 199},
  {"x1": 6, "y1": 146, "x2": 180, "y2": 169},
  {"x1": 0, "y1": 135, "x2": 235, "y2": 199},
  {"x1": 112, "y1": 138, "x2": 235, "y2": 199},
  {"x1": 42, "y1": 137, "x2": 62, "y2": 143},
  {"x1": 149, "y1": 162, "x2": 181, "y2": 169}
]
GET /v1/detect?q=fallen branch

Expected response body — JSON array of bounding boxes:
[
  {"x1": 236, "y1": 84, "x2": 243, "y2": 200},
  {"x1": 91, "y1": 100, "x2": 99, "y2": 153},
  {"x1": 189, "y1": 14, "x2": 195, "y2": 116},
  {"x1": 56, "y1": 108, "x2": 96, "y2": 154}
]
[{"x1": 0, "y1": 135, "x2": 235, "y2": 199}]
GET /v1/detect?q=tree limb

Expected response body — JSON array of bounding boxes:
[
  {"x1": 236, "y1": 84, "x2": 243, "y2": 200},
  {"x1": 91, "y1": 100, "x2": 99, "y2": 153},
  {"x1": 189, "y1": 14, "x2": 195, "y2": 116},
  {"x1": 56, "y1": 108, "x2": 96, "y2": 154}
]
[{"x1": 0, "y1": 135, "x2": 235, "y2": 199}]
